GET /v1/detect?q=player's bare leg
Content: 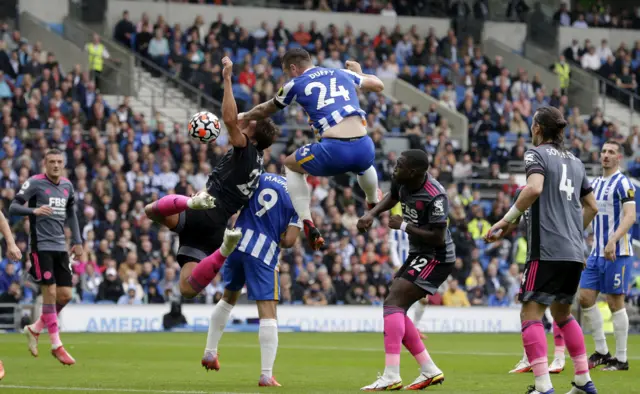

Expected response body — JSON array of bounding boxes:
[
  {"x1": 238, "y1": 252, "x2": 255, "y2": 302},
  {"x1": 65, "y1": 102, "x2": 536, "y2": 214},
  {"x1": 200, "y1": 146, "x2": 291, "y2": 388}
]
[
  {"x1": 25, "y1": 286, "x2": 72, "y2": 358},
  {"x1": 550, "y1": 303, "x2": 597, "y2": 394},
  {"x1": 579, "y1": 288, "x2": 612, "y2": 369},
  {"x1": 601, "y1": 293, "x2": 629, "y2": 371},
  {"x1": 0, "y1": 360, "x2": 4, "y2": 380},
  {"x1": 256, "y1": 300, "x2": 281, "y2": 387},
  {"x1": 182, "y1": 229, "x2": 242, "y2": 298},
  {"x1": 202, "y1": 289, "x2": 241, "y2": 371},
  {"x1": 362, "y1": 278, "x2": 443, "y2": 391},
  {"x1": 283, "y1": 157, "x2": 324, "y2": 250}
]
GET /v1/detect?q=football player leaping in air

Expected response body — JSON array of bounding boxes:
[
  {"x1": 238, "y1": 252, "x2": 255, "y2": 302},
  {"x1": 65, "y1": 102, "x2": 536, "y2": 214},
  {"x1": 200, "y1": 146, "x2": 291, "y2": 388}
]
[{"x1": 239, "y1": 48, "x2": 385, "y2": 250}]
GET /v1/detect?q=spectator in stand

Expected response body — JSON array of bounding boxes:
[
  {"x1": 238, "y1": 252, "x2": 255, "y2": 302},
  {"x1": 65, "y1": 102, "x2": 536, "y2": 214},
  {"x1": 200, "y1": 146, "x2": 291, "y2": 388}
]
[
  {"x1": 469, "y1": 286, "x2": 487, "y2": 306},
  {"x1": 113, "y1": 10, "x2": 135, "y2": 47},
  {"x1": 553, "y1": 2, "x2": 572, "y2": 26},
  {"x1": 488, "y1": 287, "x2": 510, "y2": 307},
  {"x1": 443, "y1": 279, "x2": 470, "y2": 307},
  {"x1": 97, "y1": 268, "x2": 124, "y2": 303},
  {"x1": 148, "y1": 29, "x2": 170, "y2": 70},
  {"x1": 85, "y1": 33, "x2": 111, "y2": 91},
  {"x1": 581, "y1": 46, "x2": 601, "y2": 71},
  {"x1": 573, "y1": 13, "x2": 589, "y2": 28},
  {"x1": 118, "y1": 286, "x2": 142, "y2": 305}
]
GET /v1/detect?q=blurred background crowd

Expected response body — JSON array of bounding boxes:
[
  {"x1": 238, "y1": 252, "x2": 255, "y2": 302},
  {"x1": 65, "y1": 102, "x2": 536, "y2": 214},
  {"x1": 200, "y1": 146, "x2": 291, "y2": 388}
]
[{"x1": 0, "y1": 0, "x2": 639, "y2": 317}]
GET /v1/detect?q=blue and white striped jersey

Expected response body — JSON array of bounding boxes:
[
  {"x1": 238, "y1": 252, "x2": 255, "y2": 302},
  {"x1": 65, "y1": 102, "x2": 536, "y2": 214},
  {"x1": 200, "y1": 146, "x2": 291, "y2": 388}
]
[
  {"x1": 273, "y1": 67, "x2": 367, "y2": 135},
  {"x1": 389, "y1": 229, "x2": 410, "y2": 267},
  {"x1": 234, "y1": 173, "x2": 302, "y2": 267},
  {"x1": 590, "y1": 170, "x2": 636, "y2": 257}
]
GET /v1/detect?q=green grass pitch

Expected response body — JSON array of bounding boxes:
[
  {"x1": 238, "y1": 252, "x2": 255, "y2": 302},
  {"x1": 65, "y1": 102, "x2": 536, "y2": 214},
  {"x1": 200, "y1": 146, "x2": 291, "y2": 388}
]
[{"x1": 0, "y1": 332, "x2": 637, "y2": 393}]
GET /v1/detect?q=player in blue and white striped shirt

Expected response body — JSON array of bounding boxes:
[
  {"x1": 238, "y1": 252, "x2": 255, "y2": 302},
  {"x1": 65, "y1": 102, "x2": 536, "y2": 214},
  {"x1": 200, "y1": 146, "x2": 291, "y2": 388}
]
[
  {"x1": 579, "y1": 140, "x2": 637, "y2": 372},
  {"x1": 239, "y1": 48, "x2": 385, "y2": 251},
  {"x1": 201, "y1": 173, "x2": 301, "y2": 386}
]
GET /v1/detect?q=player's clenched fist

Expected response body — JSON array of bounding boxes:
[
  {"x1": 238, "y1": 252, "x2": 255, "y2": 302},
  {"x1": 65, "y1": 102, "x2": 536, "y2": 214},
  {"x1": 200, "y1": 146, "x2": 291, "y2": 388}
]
[
  {"x1": 345, "y1": 60, "x2": 363, "y2": 75},
  {"x1": 6, "y1": 243, "x2": 22, "y2": 261},
  {"x1": 222, "y1": 56, "x2": 233, "y2": 79},
  {"x1": 357, "y1": 213, "x2": 374, "y2": 232},
  {"x1": 34, "y1": 205, "x2": 53, "y2": 216},
  {"x1": 388, "y1": 215, "x2": 404, "y2": 230}
]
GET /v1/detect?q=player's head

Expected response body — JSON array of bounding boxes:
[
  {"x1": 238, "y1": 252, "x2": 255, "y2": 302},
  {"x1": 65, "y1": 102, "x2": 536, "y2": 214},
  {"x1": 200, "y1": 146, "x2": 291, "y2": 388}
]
[
  {"x1": 282, "y1": 48, "x2": 313, "y2": 78},
  {"x1": 394, "y1": 149, "x2": 430, "y2": 185},
  {"x1": 246, "y1": 118, "x2": 278, "y2": 151},
  {"x1": 530, "y1": 106, "x2": 567, "y2": 148},
  {"x1": 44, "y1": 149, "x2": 64, "y2": 179},
  {"x1": 600, "y1": 139, "x2": 622, "y2": 170}
]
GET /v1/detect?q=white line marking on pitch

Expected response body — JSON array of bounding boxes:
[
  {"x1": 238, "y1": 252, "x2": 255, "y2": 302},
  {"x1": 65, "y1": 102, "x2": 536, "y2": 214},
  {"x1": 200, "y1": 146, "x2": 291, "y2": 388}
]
[{"x1": 0, "y1": 385, "x2": 258, "y2": 394}]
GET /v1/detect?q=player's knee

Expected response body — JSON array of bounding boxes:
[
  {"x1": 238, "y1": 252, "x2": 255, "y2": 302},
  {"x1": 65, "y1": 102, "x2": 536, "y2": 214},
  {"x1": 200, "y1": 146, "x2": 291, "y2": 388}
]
[
  {"x1": 179, "y1": 280, "x2": 197, "y2": 299},
  {"x1": 222, "y1": 289, "x2": 240, "y2": 305},
  {"x1": 578, "y1": 290, "x2": 596, "y2": 308},
  {"x1": 256, "y1": 300, "x2": 277, "y2": 319},
  {"x1": 41, "y1": 284, "x2": 57, "y2": 300},
  {"x1": 56, "y1": 288, "x2": 73, "y2": 305},
  {"x1": 383, "y1": 295, "x2": 407, "y2": 310},
  {"x1": 606, "y1": 294, "x2": 625, "y2": 312},
  {"x1": 144, "y1": 203, "x2": 156, "y2": 219}
]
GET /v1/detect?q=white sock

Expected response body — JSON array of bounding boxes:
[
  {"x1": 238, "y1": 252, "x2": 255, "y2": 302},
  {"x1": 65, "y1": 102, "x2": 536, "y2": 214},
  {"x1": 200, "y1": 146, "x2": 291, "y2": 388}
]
[
  {"x1": 357, "y1": 166, "x2": 380, "y2": 204},
  {"x1": 413, "y1": 301, "x2": 426, "y2": 327},
  {"x1": 418, "y1": 353, "x2": 441, "y2": 375},
  {"x1": 574, "y1": 371, "x2": 592, "y2": 387},
  {"x1": 204, "y1": 300, "x2": 233, "y2": 354},
  {"x1": 582, "y1": 304, "x2": 608, "y2": 355},
  {"x1": 259, "y1": 319, "x2": 278, "y2": 378},
  {"x1": 612, "y1": 308, "x2": 629, "y2": 362},
  {"x1": 535, "y1": 373, "x2": 553, "y2": 392},
  {"x1": 554, "y1": 347, "x2": 566, "y2": 361},
  {"x1": 383, "y1": 365, "x2": 400, "y2": 379},
  {"x1": 285, "y1": 168, "x2": 312, "y2": 222}
]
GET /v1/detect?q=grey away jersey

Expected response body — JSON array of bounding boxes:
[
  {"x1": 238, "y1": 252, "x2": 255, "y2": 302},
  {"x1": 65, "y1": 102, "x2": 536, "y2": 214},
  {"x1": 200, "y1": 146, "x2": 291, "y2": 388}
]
[
  {"x1": 391, "y1": 174, "x2": 456, "y2": 263},
  {"x1": 524, "y1": 145, "x2": 592, "y2": 262},
  {"x1": 207, "y1": 135, "x2": 264, "y2": 216},
  {"x1": 14, "y1": 174, "x2": 77, "y2": 252}
]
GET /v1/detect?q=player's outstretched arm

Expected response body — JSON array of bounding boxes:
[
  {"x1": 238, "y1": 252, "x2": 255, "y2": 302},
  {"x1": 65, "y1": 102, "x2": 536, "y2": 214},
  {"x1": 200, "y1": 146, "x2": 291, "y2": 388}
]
[
  {"x1": 357, "y1": 192, "x2": 397, "y2": 232},
  {"x1": 345, "y1": 60, "x2": 384, "y2": 93},
  {"x1": 240, "y1": 100, "x2": 279, "y2": 122},
  {"x1": 221, "y1": 56, "x2": 247, "y2": 148}
]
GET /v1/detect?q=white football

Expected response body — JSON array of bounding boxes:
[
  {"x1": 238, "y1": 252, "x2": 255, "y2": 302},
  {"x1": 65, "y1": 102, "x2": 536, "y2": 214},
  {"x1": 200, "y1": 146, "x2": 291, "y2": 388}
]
[{"x1": 188, "y1": 111, "x2": 221, "y2": 143}]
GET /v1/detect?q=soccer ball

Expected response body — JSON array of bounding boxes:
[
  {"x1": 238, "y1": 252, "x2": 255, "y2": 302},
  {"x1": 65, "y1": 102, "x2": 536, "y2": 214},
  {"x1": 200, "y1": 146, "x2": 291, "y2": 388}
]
[{"x1": 188, "y1": 111, "x2": 221, "y2": 143}]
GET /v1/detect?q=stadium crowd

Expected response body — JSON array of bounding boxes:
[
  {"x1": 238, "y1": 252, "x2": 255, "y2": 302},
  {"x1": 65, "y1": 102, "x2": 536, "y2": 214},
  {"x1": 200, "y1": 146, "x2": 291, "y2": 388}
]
[
  {"x1": 553, "y1": 1, "x2": 640, "y2": 30},
  {"x1": 0, "y1": 11, "x2": 639, "y2": 313}
]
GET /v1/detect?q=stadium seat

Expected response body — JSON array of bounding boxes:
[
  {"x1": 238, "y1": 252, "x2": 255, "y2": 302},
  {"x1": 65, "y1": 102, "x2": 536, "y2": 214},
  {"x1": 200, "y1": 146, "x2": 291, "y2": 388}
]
[
  {"x1": 488, "y1": 131, "x2": 501, "y2": 149},
  {"x1": 236, "y1": 48, "x2": 250, "y2": 62}
]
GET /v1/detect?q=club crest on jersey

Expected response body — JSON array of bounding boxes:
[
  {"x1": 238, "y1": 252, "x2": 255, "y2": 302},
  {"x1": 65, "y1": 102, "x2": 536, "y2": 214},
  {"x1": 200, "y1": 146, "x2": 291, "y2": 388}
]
[{"x1": 524, "y1": 153, "x2": 536, "y2": 165}]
